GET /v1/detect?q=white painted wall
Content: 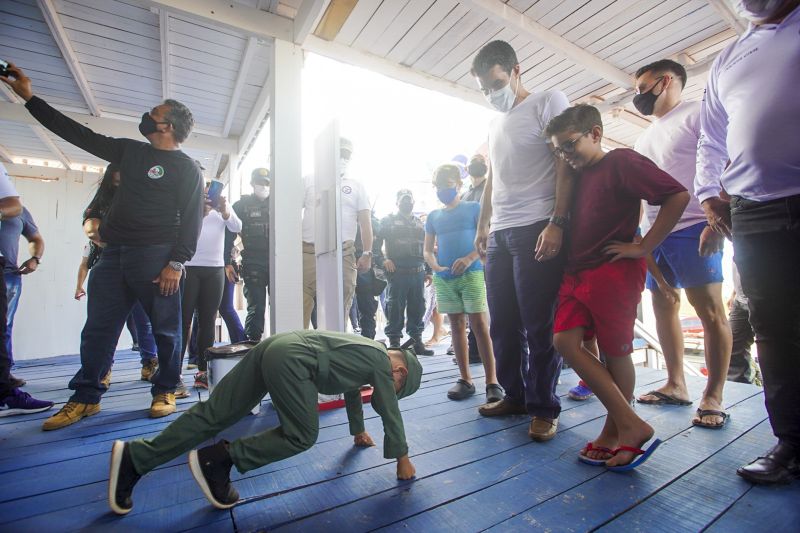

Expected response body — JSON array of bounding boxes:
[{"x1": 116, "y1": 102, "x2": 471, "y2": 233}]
[{"x1": 8, "y1": 171, "x2": 134, "y2": 360}]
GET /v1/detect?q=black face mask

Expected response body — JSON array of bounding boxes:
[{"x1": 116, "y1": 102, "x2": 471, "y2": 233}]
[
  {"x1": 398, "y1": 199, "x2": 414, "y2": 215},
  {"x1": 632, "y1": 77, "x2": 664, "y2": 116},
  {"x1": 467, "y1": 161, "x2": 487, "y2": 178},
  {"x1": 139, "y1": 112, "x2": 168, "y2": 138}
]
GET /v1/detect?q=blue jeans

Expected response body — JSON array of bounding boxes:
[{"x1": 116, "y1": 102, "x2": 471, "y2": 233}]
[
  {"x1": 68, "y1": 244, "x2": 182, "y2": 403},
  {"x1": 384, "y1": 270, "x2": 426, "y2": 341},
  {"x1": 4, "y1": 273, "x2": 22, "y2": 365},
  {"x1": 484, "y1": 220, "x2": 565, "y2": 419},
  {"x1": 129, "y1": 301, "x2": 157, "y2": 364}
]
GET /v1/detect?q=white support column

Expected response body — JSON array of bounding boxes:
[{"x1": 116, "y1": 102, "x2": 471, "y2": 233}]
[
  {"x1": 268, "y1": 39, "x2": 304, "y2": 333},
  {"x1": 159, "y1": 10, "x2": 173, "y2": 100}
]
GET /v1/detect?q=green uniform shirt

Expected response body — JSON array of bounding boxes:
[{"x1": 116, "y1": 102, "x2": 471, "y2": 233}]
[{"x1": 290, "y1": 331, "x2": 409, "y2": 459}]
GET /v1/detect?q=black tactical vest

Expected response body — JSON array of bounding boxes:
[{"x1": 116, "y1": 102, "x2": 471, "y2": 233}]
[
  {"x1": 237, "y1": 195, "x2": 269, "y2": 262},
  {"x1": 384, "y1": 214, "x2": 425, "y2": 261}
]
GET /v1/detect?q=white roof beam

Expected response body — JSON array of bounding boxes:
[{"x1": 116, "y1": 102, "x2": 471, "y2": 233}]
[
  {"x1": 222, "y1": 37, "x2": 258, "y2": 138},
  {"x1": 613, "y1": 108, "x2": 652, "y2": 129},
  {"x1": 707, "y1": 0, "x2": 747, "y2": 35},
  {"x1": 30, "y1": 126, "x2": 74, "y2": 170},
  {"x1": 293, "y1": 0, "x2": 330, "y2": 44},
  {"x1": 36, "y1": 0, "x2": 101, "y2": 116},
  {"x1": 460, "y1": 0, "x2": 634, "y2": 89},
  {"x1": 159, "y1": 10, "x2": 172, "y2": 100},
  {"x1": 237, "y1": 75, "x2": 271, "y2": 161},
  {"x1": 0, "y1": 144, "x2": 14, "y2": 164},
  {"x1": 142, "y1": 0, "x2": 293, "y2": 42},
  {"x1": 302, "y1": 35, "x2": 488, "y2": 108},
  {"x1": 0, "y1": 101, "x2": 238, "y2": 154}
]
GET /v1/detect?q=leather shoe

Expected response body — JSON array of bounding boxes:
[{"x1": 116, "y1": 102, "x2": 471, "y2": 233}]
[
  {"x1": 528, "y1": 416, "x2": 559, "y2": 442},
  {"x1": 737, "y1": 442, "x2": 800, "y2": 485},
  {"x1": 478, "y1": 398, "x2": 527, "y2": 417}
]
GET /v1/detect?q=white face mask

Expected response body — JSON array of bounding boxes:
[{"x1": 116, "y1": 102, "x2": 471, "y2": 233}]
[
  {"x1": 734, "y1": 0, "x2": 783, "y2": 22},
  {"x1": 339, "y1": 157, "x2": 350, "y2": 177},
  {"x1": 485, "y1": 74, "x2": 519, "y2": 113},
  {"x1": 253, "y1": 184, "x2": 269, "y2": 199}
]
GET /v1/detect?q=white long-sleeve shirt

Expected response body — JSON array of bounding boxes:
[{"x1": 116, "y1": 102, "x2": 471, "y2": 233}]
[
  {"x1": 185, "y1": 209, "x2": 242, "y2": 267},
  {"x1": 695, "y1": 6, "x2": 800, "y2": 203}
]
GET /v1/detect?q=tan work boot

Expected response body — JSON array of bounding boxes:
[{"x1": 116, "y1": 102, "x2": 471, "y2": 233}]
[
  {"x1": 42, "y1": 401, "x2": 101, "y2": 431},
  {"x1": 140, "y1": 359, "x2": 158, "y2": 382},
  {"x1": 101, "y1": 370, "x2": 112, "y2": 389},
  {"x1": 528, "y1": 416, "x2": 559, "y2": 442},
  {"x1": 149, "y1": 393, "x2": 176, "y2": 418}
]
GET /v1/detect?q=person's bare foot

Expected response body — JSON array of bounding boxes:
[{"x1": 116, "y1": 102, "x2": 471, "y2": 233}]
[
  {"x1": 605, "y1": 421, "x2": 655, "y2": 467},
  {"x1": 584, "y1": 421, "x2": 618, "y2": 461},
  {"x1": 637, "y1": 383, "x2": 690, "y2": 404},
  {"x1": 694, "y1": 395, "x2": 726, "y2": 426},
  {"x1": 425, "y1": 330, "x2": 450, "y2": 347}
]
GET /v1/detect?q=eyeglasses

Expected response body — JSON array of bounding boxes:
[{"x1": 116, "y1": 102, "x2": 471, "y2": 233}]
[{"x1": 553, "y1": 130, "x2": 591, "y2": 159}]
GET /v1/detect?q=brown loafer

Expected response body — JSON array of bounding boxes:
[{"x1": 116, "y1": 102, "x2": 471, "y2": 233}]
[
  {"x1": 528, "y1": 416, "x2": 559, "y2": 441},
  {"x1": 478, "y1": 398, "x2": 527, "y2": 417}
]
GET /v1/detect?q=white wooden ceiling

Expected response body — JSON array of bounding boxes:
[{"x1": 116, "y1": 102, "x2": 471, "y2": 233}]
[{"x1": 0, "y1": 0, "x2": 742, "y2": 172}]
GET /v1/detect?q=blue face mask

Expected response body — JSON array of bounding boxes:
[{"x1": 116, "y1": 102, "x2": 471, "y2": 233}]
[{"x1": 437, "y1": 187, "x2": 458, "y2": 205}]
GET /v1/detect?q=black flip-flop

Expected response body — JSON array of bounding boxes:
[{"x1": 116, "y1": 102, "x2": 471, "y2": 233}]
[
  {"x1": 692, "y1": 408, "x2": 729, "y2": 429},
  {"x1": 637, "y1": 390, "x2": 692, "y2": 406}
]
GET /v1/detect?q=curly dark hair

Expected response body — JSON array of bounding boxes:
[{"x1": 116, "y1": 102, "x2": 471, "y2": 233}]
[
  {"x1": 471, "y1": 40, "x2": 518, "y2": 77},
  {"x1": 163, "y1": 99, "x2": 194, "y2": 143}
]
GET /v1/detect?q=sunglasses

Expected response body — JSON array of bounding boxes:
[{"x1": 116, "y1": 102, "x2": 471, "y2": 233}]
[{"x1": 553, "y1": 130, "x2": 592, "y2": 159}]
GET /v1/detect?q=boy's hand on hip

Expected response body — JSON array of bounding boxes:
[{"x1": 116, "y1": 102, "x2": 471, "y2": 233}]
[
  {"x1": 396, "y1": 455, "x2": 416, "y2": 480},
  {"x1": 604, "y1": 241, "x2": 646, "y2": 262}
]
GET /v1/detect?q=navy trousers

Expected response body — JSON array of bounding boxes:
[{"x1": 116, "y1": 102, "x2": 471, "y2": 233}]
[{"x1": 484, "y1": 220, "x2": 564, "y2": 419}]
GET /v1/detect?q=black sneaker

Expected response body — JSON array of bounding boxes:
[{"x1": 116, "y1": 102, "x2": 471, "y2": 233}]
[
  {"x1": 108, "y1": 441, "x2": 141, "y2": 515},
  {"x1": 447, "y1": 379, "x2": 476, "y2": 400},
  {"x1": 388, "y1": 338, "x2": 402, "y2": 349},
  {"x1": 412, "y1": 341, "x2": 434, "y2": 356},
  {"x1": 446, "y1": 344, "x2": 455, "y2": 355},
  {"x1": 189, "y1": 441, "x2": 239, "y2": 509}
]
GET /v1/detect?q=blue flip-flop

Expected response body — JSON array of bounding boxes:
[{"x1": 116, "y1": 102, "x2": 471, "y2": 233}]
[
  {"x1": 578, "y1": 442, "x2": 616, "y2": 466},
  {"x1": 606, "y1": 438, "x2": 662, "y2": 472}
]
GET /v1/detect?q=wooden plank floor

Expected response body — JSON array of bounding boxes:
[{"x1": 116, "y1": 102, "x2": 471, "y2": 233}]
[{"x1": 1, "y1": 348, "x2": 798, "y2": 532}]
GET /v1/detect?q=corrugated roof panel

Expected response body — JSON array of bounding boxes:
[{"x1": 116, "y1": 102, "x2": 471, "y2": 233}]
[
  {"x1": 1, "y1": 0, "x2": 88, "y2": 111},
  {"x1": 412, "y1": 10, "x2": 489, "y2": 74},
  {"x1": 366, "y1": 0, "x2": 437, "y2": 58},
  {"x1": 0, "y1": 122, "x2": 54, "y2": 160},
  {"x1": 335, "y1": 0, "x2": 384, "y2": 47},
  {"x1": 384, "y1": 0, "x2": 460, "y2": 65},
  {"x1": 352, "y1": 0, "x2": 413, "y2": 51}
]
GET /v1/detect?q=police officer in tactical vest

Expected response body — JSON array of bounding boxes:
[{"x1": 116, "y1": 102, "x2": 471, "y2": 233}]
[
  {"x1": 232, "y1": 168, "x2": 270, "y2": 341},
  {"x1": 376, "y1": 190, "x2": 434, "y2": 356}
]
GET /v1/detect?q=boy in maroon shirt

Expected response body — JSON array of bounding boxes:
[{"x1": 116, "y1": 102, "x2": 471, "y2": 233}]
[{"x1": 545, "y1": 105, "x2": 689, "y2": 470}]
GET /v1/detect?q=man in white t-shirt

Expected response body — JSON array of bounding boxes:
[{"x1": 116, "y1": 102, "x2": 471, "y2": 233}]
[
  {"x1": 301, "y1": 138, "x2": 373, "y2": 329},
  {"x1": 632, "y1": 60, "x2": 732, "y2": 430},
  {"x1": 470, "y1": 41, "x2": 573, "y2": 442},
  {"x1": 0, "y1": 162, "x2": 54, "y2": 417}
]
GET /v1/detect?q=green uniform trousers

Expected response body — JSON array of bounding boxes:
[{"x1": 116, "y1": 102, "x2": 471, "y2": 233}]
[{"x1": 130, "y1": 333, "x2": 332, "y2": 474}]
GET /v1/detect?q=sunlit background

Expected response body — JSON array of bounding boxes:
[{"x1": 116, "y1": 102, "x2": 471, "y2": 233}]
[{"x1": 239, "y1": 53, "x2": 495, "y2": 218}]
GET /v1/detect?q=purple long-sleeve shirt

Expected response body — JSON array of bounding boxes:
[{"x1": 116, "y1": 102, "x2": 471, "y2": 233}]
[{"x1": 695, "y1": 6, "x2": 800, "y2": 203}]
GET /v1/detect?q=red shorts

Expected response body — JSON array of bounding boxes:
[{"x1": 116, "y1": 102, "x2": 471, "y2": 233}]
[{"x1": 554, "y1": 259, "x2": 646, "y2": 357}]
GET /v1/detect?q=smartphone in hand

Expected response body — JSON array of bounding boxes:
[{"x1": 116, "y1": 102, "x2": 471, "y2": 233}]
[
  {"x1": 207, "y1": 179, "x2": 224, "y2": 208},
  {"x1": 0, "y1": 59, "x2": 10, "y2": 78}
]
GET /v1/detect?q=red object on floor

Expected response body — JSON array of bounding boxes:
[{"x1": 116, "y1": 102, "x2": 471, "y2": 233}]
[
  {"x1": 317, "y1": 387, "x2": 373, "y2": 412},
  {"x1": 700, "y1": 367, "x2": 709, "y2": 377}
]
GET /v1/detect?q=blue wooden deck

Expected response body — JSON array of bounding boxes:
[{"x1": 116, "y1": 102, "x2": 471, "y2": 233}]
[{"x1": 1, "y1": 348, "x2": 797, "y2": 532}]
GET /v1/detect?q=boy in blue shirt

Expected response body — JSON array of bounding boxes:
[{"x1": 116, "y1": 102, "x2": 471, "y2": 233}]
[{"x1": 424, "y1": 164, "x2": 502, "y2": 404}]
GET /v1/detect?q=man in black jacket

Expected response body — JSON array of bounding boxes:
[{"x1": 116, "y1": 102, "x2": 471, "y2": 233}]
[{"x1": 2, "y1": 64, "x2": 204, "y2": 430}]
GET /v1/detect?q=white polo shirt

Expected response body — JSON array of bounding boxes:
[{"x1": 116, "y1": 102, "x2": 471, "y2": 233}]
[
  {"x1": 302, "y1": 175, "x2": 370, "y2": 244},
  {"x1": 634, "y1": 101, "x2": 707, "y2": 232},
  {"x1": 487, "y1": 90, "x2": 570, "y2": 232}
]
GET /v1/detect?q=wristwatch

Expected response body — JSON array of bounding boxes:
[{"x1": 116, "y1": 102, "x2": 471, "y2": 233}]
[
  {"x1": 361, "y1": 251, "x2": 373, "y2": 257},
  {"x1": 31, "y1": 256, "x2": 41, "y2": 265},
  {"x1": 549, "y1": 215, "x2": 569, "y2": 229},
  {"x1": 168, "y1": 261, "x2": 184, "y2": 272}
]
